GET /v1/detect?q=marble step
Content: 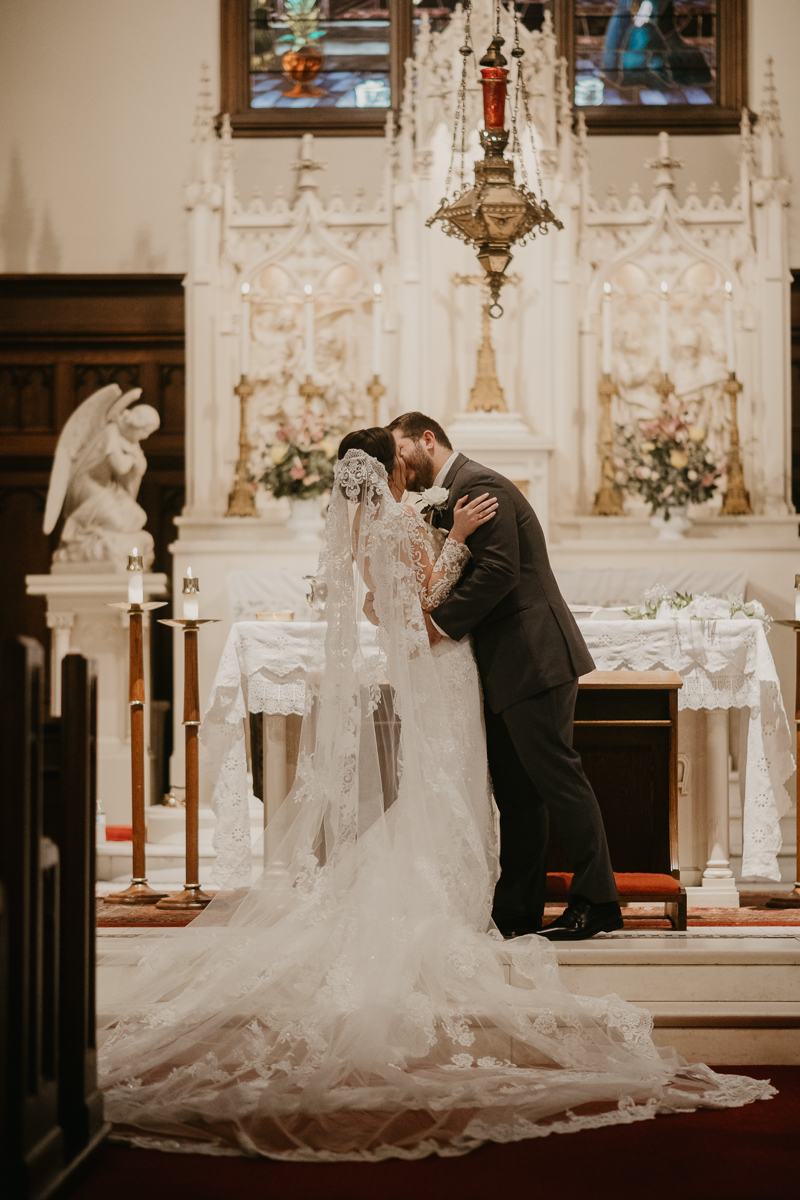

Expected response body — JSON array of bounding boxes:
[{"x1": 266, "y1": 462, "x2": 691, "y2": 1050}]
[{"x1": 96, "y1": 928, "x2": 800, "y2": 1064}]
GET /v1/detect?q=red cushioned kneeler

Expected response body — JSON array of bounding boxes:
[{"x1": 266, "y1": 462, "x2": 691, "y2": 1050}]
[
  {"x1": 546, "y1": 872, "x2": 687, "y2": 929},
  {"x1": 546, "y1": 671, "x2": 688, "y2": 930}
]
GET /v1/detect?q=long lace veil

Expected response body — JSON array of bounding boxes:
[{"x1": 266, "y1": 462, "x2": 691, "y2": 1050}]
[{"x1": 99, "y1": 449, "x2": 773, "y2": 1161}]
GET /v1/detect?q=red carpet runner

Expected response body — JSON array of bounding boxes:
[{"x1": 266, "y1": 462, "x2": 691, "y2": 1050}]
[
  {"x1": 97, "y1": 894, "x2": 800, "y2": 929},
  {"x1": 71, "y1": 1067, "x2": 796, "y2": 1200}
]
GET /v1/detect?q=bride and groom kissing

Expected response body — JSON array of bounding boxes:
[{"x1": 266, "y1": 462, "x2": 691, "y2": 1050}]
[
  {"x1": 345, "y1": 410, "x2": 624, "y2": 942},
  {"x1": 100, "y1": 411, "x2": 771, "y2": 1161}
]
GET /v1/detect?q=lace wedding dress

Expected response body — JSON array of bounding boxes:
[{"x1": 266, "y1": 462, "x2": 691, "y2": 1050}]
[{"x1": 99, "y1": 451, "x2": 773, "y2": 1161}]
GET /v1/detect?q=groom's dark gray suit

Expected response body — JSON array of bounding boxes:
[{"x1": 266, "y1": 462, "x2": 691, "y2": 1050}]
[{"x1": 431, "y1": 453, "x2": 617, "y2": 929}]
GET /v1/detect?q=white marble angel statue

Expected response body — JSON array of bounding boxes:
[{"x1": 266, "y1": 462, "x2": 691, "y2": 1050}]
[
  {"x1": 43, "y1": 384, "x2": 160, "y2": 567},
  {"x1": 98, "y1": 435, "x2": 772, "y2": 1163}
]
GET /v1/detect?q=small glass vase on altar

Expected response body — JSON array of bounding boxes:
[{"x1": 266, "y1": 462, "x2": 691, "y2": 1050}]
[
  {"x1": 288, "y1": 496, "x2": 326, "y2": 540},
  {"x1": 649, "y1": 505, "x2": 692, "y2": 541},
  {"x1": 260, "y1": 409, "x2": 338, "y2": 542}
]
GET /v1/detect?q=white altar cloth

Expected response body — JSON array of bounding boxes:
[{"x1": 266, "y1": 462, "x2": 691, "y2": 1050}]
[
  {"x1": 201, "y1": 619, "x2": 793, "y2": 886},
  {"x1": 201, "y1": 622, "x2": 382, "y2": 886},
  {"x1": 578, "y1": 618, "x2": 793, "y2": 880}
]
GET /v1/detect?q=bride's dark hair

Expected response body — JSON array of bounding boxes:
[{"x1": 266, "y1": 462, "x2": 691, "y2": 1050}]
[{"x1": 337, "y1": 427, "x2": 396, "y2": 477}]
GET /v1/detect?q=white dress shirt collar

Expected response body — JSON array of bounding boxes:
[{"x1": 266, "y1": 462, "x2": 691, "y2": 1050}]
[{"x1": 433, "y1": 451, "x2": 459, "y2": 489}]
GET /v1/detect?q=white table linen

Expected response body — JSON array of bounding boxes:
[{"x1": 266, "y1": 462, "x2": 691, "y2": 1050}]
[
  {"x1": 201, "y1": 618, "x2": 793, "y2": 885},
  {"x1": 578, "y1": 617, "x2": 793, "y2": 880}
]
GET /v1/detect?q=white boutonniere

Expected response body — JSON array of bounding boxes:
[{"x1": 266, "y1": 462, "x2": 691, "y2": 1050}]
[{"x1": 418, "y1": 486, "x2": 449, "y2": 517}]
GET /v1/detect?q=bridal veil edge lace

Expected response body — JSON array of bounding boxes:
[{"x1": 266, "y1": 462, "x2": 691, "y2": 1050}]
[{"x1": 98, "y1": 450, "x2": 774, "y2": 1162}]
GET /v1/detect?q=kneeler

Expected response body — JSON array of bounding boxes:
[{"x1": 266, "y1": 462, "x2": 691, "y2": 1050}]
[{"x1": 547, "y1": 670, "x2": 688, "y2": 931}]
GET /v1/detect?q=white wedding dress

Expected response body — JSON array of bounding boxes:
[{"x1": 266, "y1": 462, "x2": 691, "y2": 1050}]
[{"x1": 99, "y1": 450, "x2": 772, "y2": 1161}]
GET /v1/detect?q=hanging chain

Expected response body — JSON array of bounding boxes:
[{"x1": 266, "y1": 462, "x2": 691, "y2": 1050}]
[
  {"x1": 513, "y1": 8, "x2": 545, "y2": 203},
  {"x1": 509, "y1": 3, "x2": 528, "y2": 188},
  {"x1": 444, "y1": 0, "x2": 473, "y2": 199}
]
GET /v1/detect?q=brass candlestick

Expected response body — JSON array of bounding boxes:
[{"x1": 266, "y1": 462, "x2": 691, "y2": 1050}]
[
  {"x1": 226, "y1": 375, "x2": 257, "y2": 518},
  {"x1": 720, "y1": 372, "x2": 753, "y2": 515},
  {"x1": 366, "y1": 375, "x2": 386, "y2": 427},
  {"x1": 467, "y1": 301, "x2": 507, "y2": 413},
  {"x1": 106, "y1": 598, "x2": 168, "y2": 904},
  {"x1": 156, "y1": 618, "x2": 220, "y2": 909},
  {"x1": 592, "y1": 373, "x2": 624, "y2": 516}
]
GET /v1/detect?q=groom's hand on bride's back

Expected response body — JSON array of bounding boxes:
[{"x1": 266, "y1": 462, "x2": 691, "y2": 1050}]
[
  {"x1": 363, "y1": 591, "x2": 379, "y2": 625},
  {"x1": 423, "y1": 611, "x2": 442, "y2": 646}
]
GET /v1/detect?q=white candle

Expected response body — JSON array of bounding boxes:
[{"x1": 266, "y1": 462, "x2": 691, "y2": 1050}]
[
  {"x1": 795, "y1": 574, "x2": 800, "y2": 621},
  {"x1": 182, "y1": 566, "x2": 200, "y2": 621},
  {"x1": 724, "y1": 280, "x2": 735, "y2": 374},
  {"x1": 127, "y1": 547, "x2": 144, "y2": 605},
  {"x1": 601, "y1": 282, "x2": 612, "y2": 376},
  {"x1": 304, "y1": 284, "x2": 314, "y2": 377},
  {"x1": 659, "y1": 281, "x2": 670, "y2": 375},
  {"x1": 372, "y1": 282, "x2": 383, "y2": 378},
  {"x1": 241, "y1": 282, "x2": 251, "y2": 378}
]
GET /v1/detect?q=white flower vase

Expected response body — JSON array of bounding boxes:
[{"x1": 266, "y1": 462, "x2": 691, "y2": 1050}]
[
  {"x1": 650, "y1": 505, "x2": 692, "y2": 541},
  {"x1": 288, "y1": 495, "x2": 325, "y2": 541}
]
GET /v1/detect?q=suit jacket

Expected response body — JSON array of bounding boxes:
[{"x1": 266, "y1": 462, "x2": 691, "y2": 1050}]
[{"x1": 431, "y1": 454, "x2": 595, "y2": 713}]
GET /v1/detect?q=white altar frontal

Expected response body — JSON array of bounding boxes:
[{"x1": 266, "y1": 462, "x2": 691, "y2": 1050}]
[{"x1": 164, "y1": 11, "x2": 798, "y2": 896}]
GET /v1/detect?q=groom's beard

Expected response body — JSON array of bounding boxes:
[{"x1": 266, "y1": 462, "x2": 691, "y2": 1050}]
[{"x1": 403, "y1": 444, "x2": 436, "y2": 491}]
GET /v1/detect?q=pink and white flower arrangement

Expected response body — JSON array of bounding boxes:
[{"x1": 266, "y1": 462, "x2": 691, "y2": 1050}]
[
  {"x1": 614, "y1": 398, "x2": 726, "y2": 517},
  {"x1": 260, "y1": 409, "x2": 340, "y2": 499}
]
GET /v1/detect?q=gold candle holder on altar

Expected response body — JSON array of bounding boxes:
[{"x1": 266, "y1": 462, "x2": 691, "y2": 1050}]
[
  {"x1": 157, "y1": 612, "x2": 220, "y2": 910},
  {"x1": 106, "y1": 558, "x2": 168, "y2": 905},
  {"x1": 226, "y1": 374, "x2": 257, "y2": 518},
  {"x1": 720, "y1": 372, "x2": 752, "y2": 515},
  {"x1": 298, "y1": 374, "x2": 324, "y2": 407},
  {"x1": 366, "y1": 374, "x2": 386, "y2": 427},
  {"x1": 592, "y1": 373, "x2": 624, "y2": 516}
]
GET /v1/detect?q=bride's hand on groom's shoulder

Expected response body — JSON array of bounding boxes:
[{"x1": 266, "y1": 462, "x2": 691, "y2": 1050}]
[{"x1": 450, "y1": 493, "x2": 498, "y2": 543}]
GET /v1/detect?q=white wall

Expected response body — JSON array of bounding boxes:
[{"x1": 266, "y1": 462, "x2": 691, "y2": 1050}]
[
  {"x1": 0, "y1": 0, "x2": 798, "y2": 274},
  {"x1": 0, "y1": 0, "x2": 219, "y2": 273}
]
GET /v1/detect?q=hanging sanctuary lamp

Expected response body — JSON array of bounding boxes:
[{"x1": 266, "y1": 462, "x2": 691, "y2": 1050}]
[{"x1": 427, "y1": 0, "x2": 563, "y2": 318}]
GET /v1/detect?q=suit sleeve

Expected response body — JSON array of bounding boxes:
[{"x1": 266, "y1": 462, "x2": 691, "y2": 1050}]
[{"x1": 431, "y1": 477, "x2": 520, "y2": 641}]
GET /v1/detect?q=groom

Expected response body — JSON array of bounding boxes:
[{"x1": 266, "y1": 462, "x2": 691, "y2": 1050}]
[{"x1": 389, "y1": 412, "x2": 623, "y2": 941}]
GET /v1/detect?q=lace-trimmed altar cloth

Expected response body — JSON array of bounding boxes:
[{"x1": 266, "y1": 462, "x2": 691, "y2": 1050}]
[
  {"x1": 579, "y1": 618, "x2": 794, "y2": 881},
  {"x1": 201, "y1": 621, "x2": 383, "y2": 888},
  {"x1": 202, "y1": 616, "x2": 794, "y2": 887}
]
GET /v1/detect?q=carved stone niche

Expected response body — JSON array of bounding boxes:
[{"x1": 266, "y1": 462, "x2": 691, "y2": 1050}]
[
  {"x1": 574, "y1": 87, "x2": 794, "y2": 525},
  {"x1": 220, "y1": 129, "x2": 394, "y2": 494}
]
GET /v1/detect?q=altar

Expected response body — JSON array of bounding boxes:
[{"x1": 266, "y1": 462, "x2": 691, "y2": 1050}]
[{"x1": 201, "y1": 615, "x2": 793, "y2": 902}]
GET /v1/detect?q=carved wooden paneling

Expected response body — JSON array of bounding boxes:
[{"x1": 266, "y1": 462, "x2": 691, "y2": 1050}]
[
  {"x1": 0, "y1": 276, "x2": 185, "y2": 713},
  {"x1": 0, "y1": 365, "x2": 56, "y2": 432},
  {"x1": 158, "y1": 363, "x2": 186, "y2": 433},
  {"x1": 73, "y1": 363, "x2": 141, "y2": 405}
]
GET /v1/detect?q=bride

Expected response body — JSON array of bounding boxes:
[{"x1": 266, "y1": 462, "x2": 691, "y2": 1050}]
[{"x1": 99, "y1": 431, "x2": 773, "y2": 1161}]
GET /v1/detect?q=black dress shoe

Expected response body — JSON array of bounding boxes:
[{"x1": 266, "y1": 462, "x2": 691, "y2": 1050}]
[
  {"x1": 499, "y1": 923, "x2": 541, "y2": 939},
  {"x1": 538, "y1": 899, "x2": 623, "y2": 941},
  {"x1": 493, "y1": 919, "x2": 542, "y2": 939}
]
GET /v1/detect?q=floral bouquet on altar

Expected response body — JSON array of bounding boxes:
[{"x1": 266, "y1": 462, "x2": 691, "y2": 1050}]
[
  {"x1": 625, "y1": 586, "x2": 772, "y2": 631},
  {"x1": 614, "y1": 398, "x2": 726, "y2": 518},
  {"x1": 260, "y1": 409, "x2": 340, "y2": 500}
]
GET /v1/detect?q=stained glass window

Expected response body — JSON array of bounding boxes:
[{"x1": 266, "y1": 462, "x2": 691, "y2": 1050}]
[
  {"x1": 412, "y1": 1, "x2": 552, "y2": 37},
  {"x1": 573, "y1": 1, "x2": 717, "y2": 109},
  {"x1": 249, "y1": 0, "x2": 393, "y2": 110}
]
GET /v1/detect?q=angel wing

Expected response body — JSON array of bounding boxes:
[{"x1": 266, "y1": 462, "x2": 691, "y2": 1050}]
[{"x1": 43, "y1": 385, "x2": 143, "y2": 534}]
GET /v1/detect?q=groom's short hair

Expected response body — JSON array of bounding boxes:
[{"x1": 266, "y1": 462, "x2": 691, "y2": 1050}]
[{"x1": 387, "y1": 412, "x2": 453, "y2": 451}]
